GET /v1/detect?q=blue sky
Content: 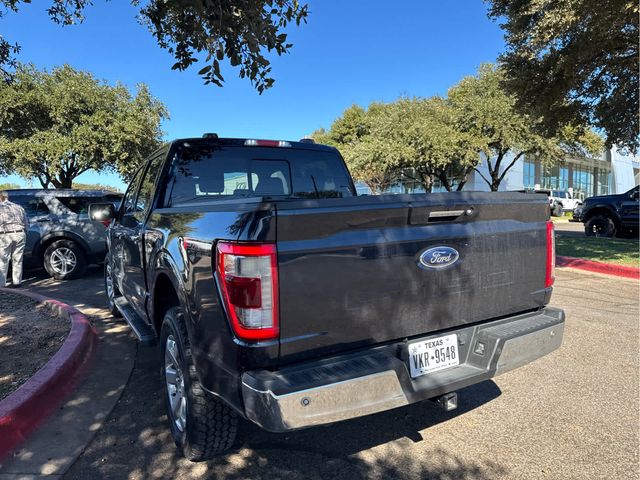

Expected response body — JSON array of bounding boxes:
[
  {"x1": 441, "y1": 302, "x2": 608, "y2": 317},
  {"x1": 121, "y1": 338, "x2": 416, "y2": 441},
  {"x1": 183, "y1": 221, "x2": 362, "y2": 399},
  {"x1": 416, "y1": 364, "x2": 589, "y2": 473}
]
[{"x1": 1, "y1": 1, "x2": 505, "y2": 191}]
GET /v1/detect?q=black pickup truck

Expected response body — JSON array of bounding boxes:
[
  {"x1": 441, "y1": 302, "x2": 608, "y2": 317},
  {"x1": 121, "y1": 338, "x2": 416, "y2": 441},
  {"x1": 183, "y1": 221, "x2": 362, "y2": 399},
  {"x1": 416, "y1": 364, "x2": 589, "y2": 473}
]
[
  {"x1": 90, "y1": 136, "x2": 565, "y2": 461},
  {"x1": 572, "y1": 185, "x2": 639, "y2": 237}
]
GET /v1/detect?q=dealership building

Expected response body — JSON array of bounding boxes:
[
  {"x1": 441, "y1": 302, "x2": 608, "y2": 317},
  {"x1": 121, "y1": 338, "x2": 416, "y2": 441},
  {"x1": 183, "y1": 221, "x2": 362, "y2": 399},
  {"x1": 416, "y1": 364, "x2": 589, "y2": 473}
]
[{"x1": 379, "y1": 146, "x2": 640, "y2": 198}]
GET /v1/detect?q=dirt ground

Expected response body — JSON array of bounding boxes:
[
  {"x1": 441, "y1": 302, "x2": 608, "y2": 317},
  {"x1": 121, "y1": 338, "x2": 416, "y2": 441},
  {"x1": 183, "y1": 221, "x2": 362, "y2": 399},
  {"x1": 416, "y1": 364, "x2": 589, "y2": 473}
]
[{"x1": 0, "y1": 291, "x2": 70, "y2": 400}]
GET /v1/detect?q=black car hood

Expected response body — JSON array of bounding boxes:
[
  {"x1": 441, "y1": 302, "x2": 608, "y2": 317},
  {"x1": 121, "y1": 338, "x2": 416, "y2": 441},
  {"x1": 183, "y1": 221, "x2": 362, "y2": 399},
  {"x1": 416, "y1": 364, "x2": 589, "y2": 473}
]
[{"x1": 584, "y1": 194, "x2": 621, "y2": 204}]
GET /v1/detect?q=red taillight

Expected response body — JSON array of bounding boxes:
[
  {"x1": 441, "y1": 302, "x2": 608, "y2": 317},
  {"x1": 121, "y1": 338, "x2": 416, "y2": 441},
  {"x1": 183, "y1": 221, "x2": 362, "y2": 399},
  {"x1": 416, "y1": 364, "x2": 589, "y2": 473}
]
[
  {"x1": 545, "y1": 221, "x2": 556, "y2": 288},
  {"x1": 100, "y1": 220, "x2": 111, "y2": 228},
  {"x1": 216, "y1": 242, "x2": 279, "y2": 341}
]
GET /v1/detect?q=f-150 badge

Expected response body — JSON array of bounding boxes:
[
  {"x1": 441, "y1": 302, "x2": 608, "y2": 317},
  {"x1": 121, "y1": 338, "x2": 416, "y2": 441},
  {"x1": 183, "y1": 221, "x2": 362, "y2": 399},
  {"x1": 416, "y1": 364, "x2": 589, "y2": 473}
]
[{"x1": 418, "y1": 246, "x2": 460, "y2": 270}]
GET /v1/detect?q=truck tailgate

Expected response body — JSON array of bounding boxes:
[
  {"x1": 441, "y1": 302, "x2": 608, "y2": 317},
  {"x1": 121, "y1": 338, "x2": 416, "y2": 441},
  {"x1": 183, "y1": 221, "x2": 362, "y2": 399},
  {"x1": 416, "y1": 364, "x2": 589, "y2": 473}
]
[{"x1": 275, "y1": 192, "x2": 550, "y2": 364}]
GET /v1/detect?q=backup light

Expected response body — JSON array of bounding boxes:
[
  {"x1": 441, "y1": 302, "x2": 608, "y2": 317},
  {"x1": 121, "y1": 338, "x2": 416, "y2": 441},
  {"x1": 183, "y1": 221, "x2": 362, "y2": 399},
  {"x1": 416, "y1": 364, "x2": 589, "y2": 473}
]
[{"x1": 216, "y1": 242, "x2": 279, "y2": 341}]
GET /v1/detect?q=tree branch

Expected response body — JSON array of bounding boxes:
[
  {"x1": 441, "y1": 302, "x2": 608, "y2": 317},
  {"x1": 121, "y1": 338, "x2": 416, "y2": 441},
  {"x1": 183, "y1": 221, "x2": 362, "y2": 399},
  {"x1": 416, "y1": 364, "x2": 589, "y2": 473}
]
[
  {"x1": 474, "y1": 167, "x2": 492, "y2": 188},
  {"x1": 497, "y1": 151, "x2": 525, "y2": 184}
]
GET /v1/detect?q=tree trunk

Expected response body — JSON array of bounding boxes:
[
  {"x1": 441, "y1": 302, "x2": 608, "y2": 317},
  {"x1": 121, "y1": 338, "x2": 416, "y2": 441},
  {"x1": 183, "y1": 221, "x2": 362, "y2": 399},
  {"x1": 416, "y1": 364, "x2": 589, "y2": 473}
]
[
  {"x1": 489, "y1": 151, "x2": 503, "y2": 191},
  {"x1": 58, "y1": 176, "x2": 73, "y2": 188},
  {"x1": 455, "y1": 165, "x2": 476, "y2": 191},
  {"x1": 438, "y1": 172, "x2": 453, "y2": 192},
  {"x1": 475, "y1": 150, "x2": 510, "y2": 192},
  {"x1": 52, "y1": 172, "x2": 74, "y2": 189},
  {"x1": 417, "y1": 171, "x2": 434, "y2": 193},
  {"x1": 481, "y1": 150, "x2": 527, "y2": 192}
]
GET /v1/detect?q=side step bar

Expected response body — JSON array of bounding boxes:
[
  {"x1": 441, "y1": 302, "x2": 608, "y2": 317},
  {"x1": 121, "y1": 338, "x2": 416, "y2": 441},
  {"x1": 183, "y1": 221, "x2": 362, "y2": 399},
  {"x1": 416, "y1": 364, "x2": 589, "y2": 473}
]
[{"x1": 113, "y1": 296, "x2": 157, "y2": 346}]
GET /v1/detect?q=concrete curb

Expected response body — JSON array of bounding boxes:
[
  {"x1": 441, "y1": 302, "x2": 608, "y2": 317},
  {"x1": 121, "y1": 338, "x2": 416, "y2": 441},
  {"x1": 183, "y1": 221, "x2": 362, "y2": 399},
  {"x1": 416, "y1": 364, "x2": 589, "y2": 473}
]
[
  {"x1": 0, "y1": 288, "x2": 98, "y2": 460},
  {"x1": 556, "y1": 255, "x2": 640, "y2": 280}
]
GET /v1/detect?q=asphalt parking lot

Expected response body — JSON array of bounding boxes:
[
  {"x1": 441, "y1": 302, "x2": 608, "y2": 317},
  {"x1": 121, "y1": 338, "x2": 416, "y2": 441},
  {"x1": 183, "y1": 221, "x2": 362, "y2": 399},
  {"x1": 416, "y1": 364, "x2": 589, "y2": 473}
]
[{"x1": 7, "y1": 266, "x2": 640, "y2": 480}]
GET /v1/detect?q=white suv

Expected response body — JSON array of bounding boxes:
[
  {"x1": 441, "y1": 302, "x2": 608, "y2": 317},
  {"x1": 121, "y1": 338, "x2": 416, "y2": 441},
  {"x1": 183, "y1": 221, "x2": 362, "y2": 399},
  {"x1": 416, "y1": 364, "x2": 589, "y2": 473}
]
[{"x1": 549, "y1": 190, "x2": 583, "y2": 213}]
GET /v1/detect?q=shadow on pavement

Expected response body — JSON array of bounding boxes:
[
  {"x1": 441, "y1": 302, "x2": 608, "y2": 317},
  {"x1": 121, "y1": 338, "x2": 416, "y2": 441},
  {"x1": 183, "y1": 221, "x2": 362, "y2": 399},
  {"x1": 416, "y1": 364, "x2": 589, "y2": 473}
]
[
  {"x1": 20, "y1": 265, "x2": 108, "y2": 318},
  {"x1": 0, "y1": 265, "x2": 138, "y2": 477},
  {"x1": 64, "y1": 338, "x2": 503, "y2": 480},
  {"x1": 16, "y1": 265, "x2": 506, "y2": 479}
]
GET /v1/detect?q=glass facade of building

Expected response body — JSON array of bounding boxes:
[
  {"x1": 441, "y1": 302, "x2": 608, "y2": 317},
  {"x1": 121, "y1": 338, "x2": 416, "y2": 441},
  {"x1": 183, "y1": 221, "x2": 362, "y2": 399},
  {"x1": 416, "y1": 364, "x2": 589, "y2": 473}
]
[
  {"x1": 572, "y1": 165, "x2": 594, "y2": 197},
  {"x1": 541, "y1": 165, "x2": 569, "y2": 190},
  {"x1": 597, "y1": 168, "x2": 611, "y2": 195},
  {"x1": 360, "y1": 152, "x2": 621, "y2": 196},
  {"x1": 523, "y1": 159, "x2": 536, "y2": 189}
]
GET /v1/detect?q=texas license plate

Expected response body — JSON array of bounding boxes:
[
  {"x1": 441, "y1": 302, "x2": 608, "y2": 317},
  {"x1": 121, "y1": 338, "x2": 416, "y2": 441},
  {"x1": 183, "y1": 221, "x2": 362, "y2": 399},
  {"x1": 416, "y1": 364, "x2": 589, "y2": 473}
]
[{"x1": 408, "y1": 334, "x2": 459, "y2": 378}]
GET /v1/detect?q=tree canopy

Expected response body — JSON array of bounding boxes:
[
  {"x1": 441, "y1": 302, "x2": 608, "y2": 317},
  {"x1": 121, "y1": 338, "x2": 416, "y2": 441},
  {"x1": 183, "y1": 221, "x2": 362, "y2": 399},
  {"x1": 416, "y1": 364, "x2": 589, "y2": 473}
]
[
  {"x1": 448, "y1": 65, "x2": 603, "y2": 191},
  {"x1": 315, "y1": 65, "x2": 603, "y2": 193},
  {"x1": 486, "y1": 0, "x2": 639, "y2": 152},
  {"x1": 313, "y1": 104, "x2": 405, "y2": 193},
  {"x1": 0, "y1": 0, "x2": 308, "y2": 93},
  {"x1": 71, "y1": 182, "x2": 123, "y2": 193},
  {"x1": 0, "y1": 64, "x2": 168, "y2": 188}
]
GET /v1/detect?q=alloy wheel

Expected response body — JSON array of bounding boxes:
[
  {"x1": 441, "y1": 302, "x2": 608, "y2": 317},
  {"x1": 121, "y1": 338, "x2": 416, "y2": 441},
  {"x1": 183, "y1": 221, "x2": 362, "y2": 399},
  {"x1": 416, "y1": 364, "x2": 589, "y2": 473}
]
[
  {"x1": 49, "y1": 247, "x2": 77, "y2": 276},
  {"x1": 165, "y1": 335, "x2": 187, "y2": 432},
  {"x1": 105, "y1": 262, "x2": 115, "y2": 303}
]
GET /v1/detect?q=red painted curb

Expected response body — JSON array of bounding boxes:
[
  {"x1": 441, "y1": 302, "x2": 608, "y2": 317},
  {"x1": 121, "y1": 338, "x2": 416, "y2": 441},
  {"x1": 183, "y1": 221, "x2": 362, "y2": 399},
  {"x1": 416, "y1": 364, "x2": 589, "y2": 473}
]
[
  {"x1": 0, "y1": 288, "x2": 98, "y2": 460},
  {"x1": 557, "y1": 255, "x2": 640, "y2": 280}
]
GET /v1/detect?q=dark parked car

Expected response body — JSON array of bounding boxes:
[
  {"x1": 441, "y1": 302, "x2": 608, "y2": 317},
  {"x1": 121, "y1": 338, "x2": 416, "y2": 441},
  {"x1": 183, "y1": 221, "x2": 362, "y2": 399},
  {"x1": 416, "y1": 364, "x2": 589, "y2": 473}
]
[
  {"x1": 91, "y1": 136, "x2": 565, "y2": 461},
  {"x1": 6, "y1": 189, "x2": 123, "y2": 279},
  {"x1": 572, "y1": 185, "x2": 639, "y2": 237}
]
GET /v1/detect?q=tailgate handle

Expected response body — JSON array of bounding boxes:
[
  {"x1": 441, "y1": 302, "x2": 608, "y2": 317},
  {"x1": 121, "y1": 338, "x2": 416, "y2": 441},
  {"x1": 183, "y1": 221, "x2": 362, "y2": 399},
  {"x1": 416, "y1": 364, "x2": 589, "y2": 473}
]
[{"x1": 428, "y1": 210, "x2": 465, "y2": 222}]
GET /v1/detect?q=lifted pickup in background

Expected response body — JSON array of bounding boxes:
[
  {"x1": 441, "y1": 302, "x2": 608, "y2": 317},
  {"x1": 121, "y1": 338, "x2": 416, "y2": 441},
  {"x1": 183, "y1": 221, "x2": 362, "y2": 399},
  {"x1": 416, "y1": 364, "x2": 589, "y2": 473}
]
[
  {"x1": 90, "y1": 136, "x2": 565, "y2": 461},
  {"x1": 572, "y1": 185, "x2": 639, "y2": 237}
]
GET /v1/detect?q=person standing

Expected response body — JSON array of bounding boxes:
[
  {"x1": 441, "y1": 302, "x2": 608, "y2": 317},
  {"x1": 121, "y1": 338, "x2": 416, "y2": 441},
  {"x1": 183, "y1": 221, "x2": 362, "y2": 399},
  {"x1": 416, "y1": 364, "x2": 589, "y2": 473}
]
[{"x1": 0, "y1": 191, "x2": 28, "y2": 287}]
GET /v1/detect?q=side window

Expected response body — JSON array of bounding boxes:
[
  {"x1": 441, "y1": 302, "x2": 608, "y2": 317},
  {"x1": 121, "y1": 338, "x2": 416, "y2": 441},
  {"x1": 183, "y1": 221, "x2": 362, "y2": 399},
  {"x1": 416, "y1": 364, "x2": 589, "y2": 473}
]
[
  {"x1": 135, "y1": 154, "x2": 165, "y2": 217},
  {"x1": 102, "y1": 194, "x2": 124, "y2": 208},
  {"x1": 122, "y1": 168, "x2": 144, "y2": 216},
  {"x1": 56, "y1": 196, "x2": 94, "y2": 215},
  {"x1": 11, "y1": 196, "x2": 50, "y2": 217}
]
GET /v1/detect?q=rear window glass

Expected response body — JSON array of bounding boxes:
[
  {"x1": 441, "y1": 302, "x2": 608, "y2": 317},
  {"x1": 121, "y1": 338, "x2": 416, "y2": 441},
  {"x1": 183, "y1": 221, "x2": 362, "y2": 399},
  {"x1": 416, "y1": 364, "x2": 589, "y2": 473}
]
[
  {"x1": 167, "y1": 145, "x2": 354, "y2": 206},
  {"x1": 56, "y1": 197, "x2": 94, "y2": 214},
  {"x1": 10, "y1": 196, "x2": 50, "y2": 217},
  {"x1": 57, "y1": 195, "x2": 123, "y2": 214}
]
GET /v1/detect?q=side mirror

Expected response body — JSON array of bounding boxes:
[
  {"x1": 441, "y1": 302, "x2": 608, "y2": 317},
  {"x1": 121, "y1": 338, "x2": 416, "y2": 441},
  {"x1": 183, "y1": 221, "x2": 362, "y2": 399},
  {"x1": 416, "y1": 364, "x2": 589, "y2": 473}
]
[{"x1": 89, "y1": 203, "x2": 116, "y2": 222}]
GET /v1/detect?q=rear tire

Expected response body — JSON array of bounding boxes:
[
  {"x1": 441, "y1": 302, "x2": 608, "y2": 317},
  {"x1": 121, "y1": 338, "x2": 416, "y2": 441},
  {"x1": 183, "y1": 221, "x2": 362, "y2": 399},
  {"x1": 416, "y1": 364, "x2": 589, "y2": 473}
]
[
  {"x1": 160, "y1": 307, "x2": 239, "y2": 461},
  {"x1": 43, "y1": 239, "x2": 87, "y2": 280},
  {"x1": 585, "y1": 215, "x2": 616, "y2": 237},
  {"x1": 552, "y1": 203, "x2": 563, "y2": 217}
]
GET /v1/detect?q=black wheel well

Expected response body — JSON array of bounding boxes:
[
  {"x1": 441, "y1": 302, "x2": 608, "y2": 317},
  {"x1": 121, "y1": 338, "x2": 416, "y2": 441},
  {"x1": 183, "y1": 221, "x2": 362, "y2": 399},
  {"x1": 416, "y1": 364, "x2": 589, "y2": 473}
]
[
  {"x1": 584, "y1": 208, "x2": 619, "y2": 226},
  {"x1": 152, "y1": 273, "x2": 180, "y2": 335}
]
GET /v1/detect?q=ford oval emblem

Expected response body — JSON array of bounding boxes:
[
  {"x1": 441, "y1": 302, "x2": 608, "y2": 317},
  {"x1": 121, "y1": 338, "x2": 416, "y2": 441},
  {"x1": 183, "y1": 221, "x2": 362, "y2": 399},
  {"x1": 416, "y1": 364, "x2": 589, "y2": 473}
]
[{"x1": 418, "y1": 246, "x2": 460, "y2": 270}]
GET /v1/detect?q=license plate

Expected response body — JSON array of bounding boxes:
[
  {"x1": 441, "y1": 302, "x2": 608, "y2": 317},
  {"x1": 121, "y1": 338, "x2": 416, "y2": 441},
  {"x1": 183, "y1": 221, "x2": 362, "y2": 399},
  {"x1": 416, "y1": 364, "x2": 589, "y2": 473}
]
[{"x1": 408, "y1": 334, "x2": 459, "y2": 378}]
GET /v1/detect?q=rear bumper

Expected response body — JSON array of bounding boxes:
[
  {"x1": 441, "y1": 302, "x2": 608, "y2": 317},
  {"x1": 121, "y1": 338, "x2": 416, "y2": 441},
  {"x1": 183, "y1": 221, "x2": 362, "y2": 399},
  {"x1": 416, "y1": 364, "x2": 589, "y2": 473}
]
[{"x1": 241, "y1": 307, "x2": 565, "y2": 432}]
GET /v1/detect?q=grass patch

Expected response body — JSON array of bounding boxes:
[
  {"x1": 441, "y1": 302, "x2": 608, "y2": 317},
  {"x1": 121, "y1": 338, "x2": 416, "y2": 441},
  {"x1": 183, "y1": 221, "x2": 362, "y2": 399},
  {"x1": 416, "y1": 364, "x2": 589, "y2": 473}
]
[
  {"x1": 550, "y1": 213, "x2": 573, "y2": 223},
  {"x1": 556, "y1": 236, "x2": 639, "y2": 266}
]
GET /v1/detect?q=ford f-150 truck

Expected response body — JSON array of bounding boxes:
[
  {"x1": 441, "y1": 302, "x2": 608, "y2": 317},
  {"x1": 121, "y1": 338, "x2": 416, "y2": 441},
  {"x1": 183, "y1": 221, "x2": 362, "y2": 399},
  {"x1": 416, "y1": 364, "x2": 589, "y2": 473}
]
[{"x1": 89, "y1": 136, "x2": 565, "y2": 461}]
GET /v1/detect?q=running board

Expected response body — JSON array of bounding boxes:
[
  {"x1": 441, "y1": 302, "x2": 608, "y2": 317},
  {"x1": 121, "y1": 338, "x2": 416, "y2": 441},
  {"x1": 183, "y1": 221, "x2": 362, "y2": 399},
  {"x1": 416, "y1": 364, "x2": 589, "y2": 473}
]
[{"x1": 113, "y1": 296, "x2": 157, "y2": 346}]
